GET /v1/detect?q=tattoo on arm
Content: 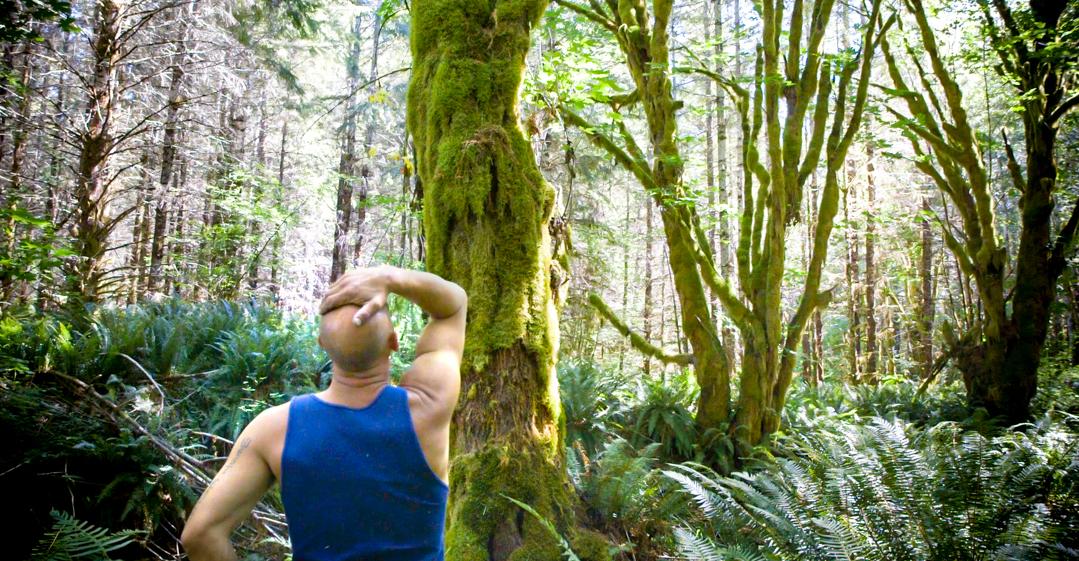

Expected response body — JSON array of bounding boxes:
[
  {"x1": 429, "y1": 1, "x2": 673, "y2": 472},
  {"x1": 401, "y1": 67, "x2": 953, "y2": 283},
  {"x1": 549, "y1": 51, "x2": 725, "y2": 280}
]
[{"x1": 206, "y1": 437, "x2": 253, "y2": 490}]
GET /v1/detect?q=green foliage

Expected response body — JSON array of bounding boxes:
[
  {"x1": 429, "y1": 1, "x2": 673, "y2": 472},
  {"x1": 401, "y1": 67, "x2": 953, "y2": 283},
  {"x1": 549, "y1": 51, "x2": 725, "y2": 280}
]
[
  {"x1": 0, "y1": 205, "x2": 74, "y2": 295},
  {"x1": 1, "y1": 300, "x2": 321, "y2": 556},
  {"x1": 623, "y1": 370, "x2": 699, "y2": 461},
  {"x1": 386, "y1": 293, "x2": 425, "y2": 382},
  {"x1": 569, "y1": 438, "x2": 682, "y2": 555},
  {"x1": 667, "y1": 416, "x2": 1079, "y2": 561},
  {"x1": 31, "y1": 510, "x2": 142, "y2": 561},
  {"x1": 559, "y1": 362, "x2": 630, "y2": 457},
  {"x1": 1032, "y1": 357, "x2": 1079, "y2": 423},
  {"x1": 1, "y1": 383, "x2": 196, "y2": 557},
  {"x1": 782, "y1": 375, "x2": 973, "y2": 431},
  {"x1": 0, "y1": 0, "x2": 77, "y2": 43},
  {"x1": 193, "y1": 168, "x2": 294, "y2": 299}
]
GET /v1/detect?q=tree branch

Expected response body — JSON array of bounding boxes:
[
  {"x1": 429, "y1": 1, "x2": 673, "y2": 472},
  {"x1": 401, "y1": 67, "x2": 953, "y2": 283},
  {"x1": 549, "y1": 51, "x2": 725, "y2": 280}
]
[
  {"x1": 1049, "y1": 196, "x2": 1079, "y2": 279},
  {"x1": 560, "y1": 105, "x2": 656, "y2": 190},
  {"x1": 552, "y1": 0, "x2": 617, "y2": 32},
  {"x1": 1001, "y1": 128, "x2": 1025, "y2": 194},
  {"x1": 1049, "y1": 93, "x2": 1079, "y2": 125},
  {"x1": 587, "y1": 293, "x2": 693, "y2": 365}
]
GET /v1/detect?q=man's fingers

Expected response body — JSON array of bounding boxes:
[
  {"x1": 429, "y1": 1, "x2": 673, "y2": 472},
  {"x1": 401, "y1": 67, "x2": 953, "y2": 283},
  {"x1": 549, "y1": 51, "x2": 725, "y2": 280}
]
[
  {"x1": 319, "y1": 290, "x2": 344, "y2": 315},
  {"x1": 352, "y1": 296, "x2": 385, "y2": 326}
]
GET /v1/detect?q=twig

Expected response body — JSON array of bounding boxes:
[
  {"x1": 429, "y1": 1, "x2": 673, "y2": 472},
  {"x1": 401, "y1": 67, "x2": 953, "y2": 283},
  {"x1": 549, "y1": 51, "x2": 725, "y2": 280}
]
[{"x1": 118, "y1": 353, "x2": 166, "y2": 412}]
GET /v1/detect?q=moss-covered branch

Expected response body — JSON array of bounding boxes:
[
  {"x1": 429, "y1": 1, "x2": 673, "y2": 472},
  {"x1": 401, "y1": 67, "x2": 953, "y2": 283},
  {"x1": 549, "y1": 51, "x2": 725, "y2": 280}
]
[
  {"x1": 1001, "y1": 129, "x2": 1025, "y2": 194},
  {"x1": 587, "y1": 293, "x2": 693, "y2": 365},
  {"x1": 552, "y1": 0, "x2": 616, "y2": 31},
  {"x1": 560, "y1": 105, "x2": 656, "y2": 191}
]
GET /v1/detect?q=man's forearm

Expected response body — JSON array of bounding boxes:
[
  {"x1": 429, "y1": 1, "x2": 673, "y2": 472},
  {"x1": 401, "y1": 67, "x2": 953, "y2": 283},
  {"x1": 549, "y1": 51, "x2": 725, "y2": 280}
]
[{"x1": 383, "y1": 266, "x2": 466, "y2": 319}]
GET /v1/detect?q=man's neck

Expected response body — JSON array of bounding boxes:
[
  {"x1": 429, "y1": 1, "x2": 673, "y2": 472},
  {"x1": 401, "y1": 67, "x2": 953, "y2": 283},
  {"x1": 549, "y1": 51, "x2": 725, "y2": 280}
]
[{"x1": 320, "y1": 363, "x2": 391, "y2": 408}]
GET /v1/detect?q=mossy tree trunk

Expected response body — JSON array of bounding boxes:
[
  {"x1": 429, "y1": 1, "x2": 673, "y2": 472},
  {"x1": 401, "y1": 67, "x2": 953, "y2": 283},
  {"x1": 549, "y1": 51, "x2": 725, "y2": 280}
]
[
  {"x1": 559, "y1": 0, "x2": 887, "y2": 449},
  {"x1": 558, "y1": 0, "x2": 732, "y2": 432},
  {"x1": 407, "y1": 1, "x2": 603, "y2": 559},
  {"x1": 884, "y1": 0, "x2": 1079, "y2": 422}
]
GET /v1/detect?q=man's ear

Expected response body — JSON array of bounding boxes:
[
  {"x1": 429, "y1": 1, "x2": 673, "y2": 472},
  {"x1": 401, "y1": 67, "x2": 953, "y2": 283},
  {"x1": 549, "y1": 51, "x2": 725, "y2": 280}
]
[{"x1": 388, "y1": 330, "x2": 399, "y2": 352}]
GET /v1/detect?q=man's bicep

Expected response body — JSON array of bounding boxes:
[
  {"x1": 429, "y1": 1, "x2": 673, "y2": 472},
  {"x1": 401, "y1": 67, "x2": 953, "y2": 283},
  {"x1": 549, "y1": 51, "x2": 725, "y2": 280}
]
[
  {"x1": 186, "y1": 430, "x2": 274, "y2": 537},
  {"x1": 402, "y1": 314, "x2": 464, "y2": 402},
  {"x1": 414, "y1": 310, "x2": 466, "y2": 358}
]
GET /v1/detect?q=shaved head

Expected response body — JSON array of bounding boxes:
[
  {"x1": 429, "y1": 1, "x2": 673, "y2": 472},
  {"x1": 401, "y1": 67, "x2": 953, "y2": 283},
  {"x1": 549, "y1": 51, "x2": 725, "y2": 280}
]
[{"x1": 318, "y1": 305, "x2": 397, "y2": 374}]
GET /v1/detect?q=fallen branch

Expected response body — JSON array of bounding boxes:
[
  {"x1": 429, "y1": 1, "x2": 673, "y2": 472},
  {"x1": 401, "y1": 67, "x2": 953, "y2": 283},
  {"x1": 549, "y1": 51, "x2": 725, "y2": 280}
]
[{"x1": 48, "y1": 370, "x2": 289, "y2": 541}]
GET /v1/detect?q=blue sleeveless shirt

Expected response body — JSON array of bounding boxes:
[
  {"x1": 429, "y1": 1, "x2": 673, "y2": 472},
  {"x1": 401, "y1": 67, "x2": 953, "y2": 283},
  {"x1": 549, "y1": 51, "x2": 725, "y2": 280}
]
[{"x1": 281, "y1": 386, "x2": 449, "y2": 561}]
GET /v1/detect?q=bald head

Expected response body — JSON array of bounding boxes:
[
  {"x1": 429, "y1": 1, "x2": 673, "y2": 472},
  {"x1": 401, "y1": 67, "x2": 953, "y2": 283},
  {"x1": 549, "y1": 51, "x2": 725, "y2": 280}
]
[{"x1": 319, "y1": 305, "x2": 398, "y2": 374}]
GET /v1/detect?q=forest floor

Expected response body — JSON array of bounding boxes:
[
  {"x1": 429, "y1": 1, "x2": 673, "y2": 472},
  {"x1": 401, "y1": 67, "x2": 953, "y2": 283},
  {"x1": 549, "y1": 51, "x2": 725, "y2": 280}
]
[{"x1": 3, "y1": 300, "x2": 1078, "y2": 560}]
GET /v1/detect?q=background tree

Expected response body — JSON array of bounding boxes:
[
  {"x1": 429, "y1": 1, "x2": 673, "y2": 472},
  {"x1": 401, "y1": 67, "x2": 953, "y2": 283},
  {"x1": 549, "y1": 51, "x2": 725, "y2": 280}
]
[{"x1": 884, "y1": 0, "x2": 1078, "y2": 421}]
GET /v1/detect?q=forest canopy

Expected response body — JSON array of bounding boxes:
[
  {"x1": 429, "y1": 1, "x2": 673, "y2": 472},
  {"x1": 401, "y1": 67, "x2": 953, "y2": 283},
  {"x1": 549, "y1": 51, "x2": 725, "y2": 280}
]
[{"x1": 1, "y1": 0, "x2": 1077, "y2": 559}]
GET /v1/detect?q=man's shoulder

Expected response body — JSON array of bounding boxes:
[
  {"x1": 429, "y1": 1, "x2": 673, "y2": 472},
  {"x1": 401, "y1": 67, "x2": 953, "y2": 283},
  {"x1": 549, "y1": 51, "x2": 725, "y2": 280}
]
[{"x1": 249, "y1": 401, "x2": 292, "y2": 440}]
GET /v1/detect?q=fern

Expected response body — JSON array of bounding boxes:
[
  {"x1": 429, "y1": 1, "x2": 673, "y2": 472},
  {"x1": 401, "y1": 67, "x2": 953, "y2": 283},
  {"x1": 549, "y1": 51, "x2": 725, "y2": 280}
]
[
  {"x1": 624, "y1": 372, "x2": 698, "y2": 460},
  {"x1": 501, "y1": 495, "x2": 582, "y2": 561},
  {"x1": 668, "y1": 416, "x2": 1079, "y2": 561},
  {"x1": 31, "y1": 510, "x2": 142, "y2": 561}
]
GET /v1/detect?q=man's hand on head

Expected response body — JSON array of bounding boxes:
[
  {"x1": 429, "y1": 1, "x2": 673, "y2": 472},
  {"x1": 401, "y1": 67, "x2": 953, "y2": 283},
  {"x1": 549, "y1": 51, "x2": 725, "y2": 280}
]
[{"x1": 320, "y1": 266, "x2": 394, "y2": 326}]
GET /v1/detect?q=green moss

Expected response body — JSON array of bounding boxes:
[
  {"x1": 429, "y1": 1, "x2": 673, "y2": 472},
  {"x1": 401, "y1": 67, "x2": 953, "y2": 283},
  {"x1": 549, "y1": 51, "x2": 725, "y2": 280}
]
[
  {"x1": 409, "y1": 0, "x2": 557, "y2": 371},
  {"x1": 408, "y1": 1, "x2": 590, "y2": 558},
  {"x1": 570, "y1": 529, "x2": 613, "y2": 561},
  {"x1": 445, "y1": 447, "x2": 570, "y2": 560}
]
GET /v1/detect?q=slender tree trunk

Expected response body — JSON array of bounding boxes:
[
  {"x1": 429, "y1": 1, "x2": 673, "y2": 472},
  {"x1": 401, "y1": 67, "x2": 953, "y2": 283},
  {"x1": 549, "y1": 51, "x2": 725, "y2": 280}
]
[
  {"x1": 149, "y1": 16, "x2": 188, "y2": 294},
  {"x1": 71, "y1": 0, "x2": 124, "y2": 307},
  {"x1": 619, "y1": 184, "x2": 631, "y2": 373},
  {"x1": 247, "y1": 100, "x2": 268, "y2": 290},
  {"x1": 918, "y1": 194, "x2": 935, "y2": 378},
  {"x1": 270, "y1": 115, "x2": 288, "y2": 297},
  {"x1": 0, "y1": 47, "x2": 11, "y2": 174},
  {"x1": 1, "y1": 41, "x2": 33, "y2": 302},
  {"x1": 845, "y1": 174, "x2": 861, "y2": 381},
  {"x1": 1070, "y1": 280, "x2": 1079, "y2": 367},
  {"x1": 643, "y1": 199, "x2": 654, "y2": 377},
  {"x1": 354, "y1": 11, "x2": 383, "y2": 263},
  {"x1": 129, "y1": 146, "x2": 154, "y2": 302},
  {"x1": 407, "y1": 0, "x2": 604, "y2": 558},
  {"x1": 864, "y1": 139, "x2": 878, "y2": 382},
  {"x1": 331, "y1": 15, "x2": 362, "y2": 281},
  {"x1": 705, "y1": 0, "x2": 716, "y2": 268}
]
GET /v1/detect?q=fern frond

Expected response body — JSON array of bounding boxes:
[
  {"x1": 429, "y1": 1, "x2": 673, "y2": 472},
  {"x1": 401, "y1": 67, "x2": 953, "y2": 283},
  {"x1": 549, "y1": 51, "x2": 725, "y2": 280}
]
[{"x1": 31, "y1": 510, "x2": 142, "y2": 561}]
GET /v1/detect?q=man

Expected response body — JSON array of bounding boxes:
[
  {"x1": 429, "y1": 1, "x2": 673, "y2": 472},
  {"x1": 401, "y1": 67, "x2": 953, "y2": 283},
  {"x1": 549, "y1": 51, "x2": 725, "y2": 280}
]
[{"x1": 181, "y1": 265, "x2": 467, "y2": 561}]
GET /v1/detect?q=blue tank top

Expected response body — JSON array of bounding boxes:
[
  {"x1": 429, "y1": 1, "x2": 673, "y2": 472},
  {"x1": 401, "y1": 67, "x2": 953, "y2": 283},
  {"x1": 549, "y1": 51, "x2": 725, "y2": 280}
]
[{"x1": 281, "y1": 386, "x2": 449, "y2": 561}]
